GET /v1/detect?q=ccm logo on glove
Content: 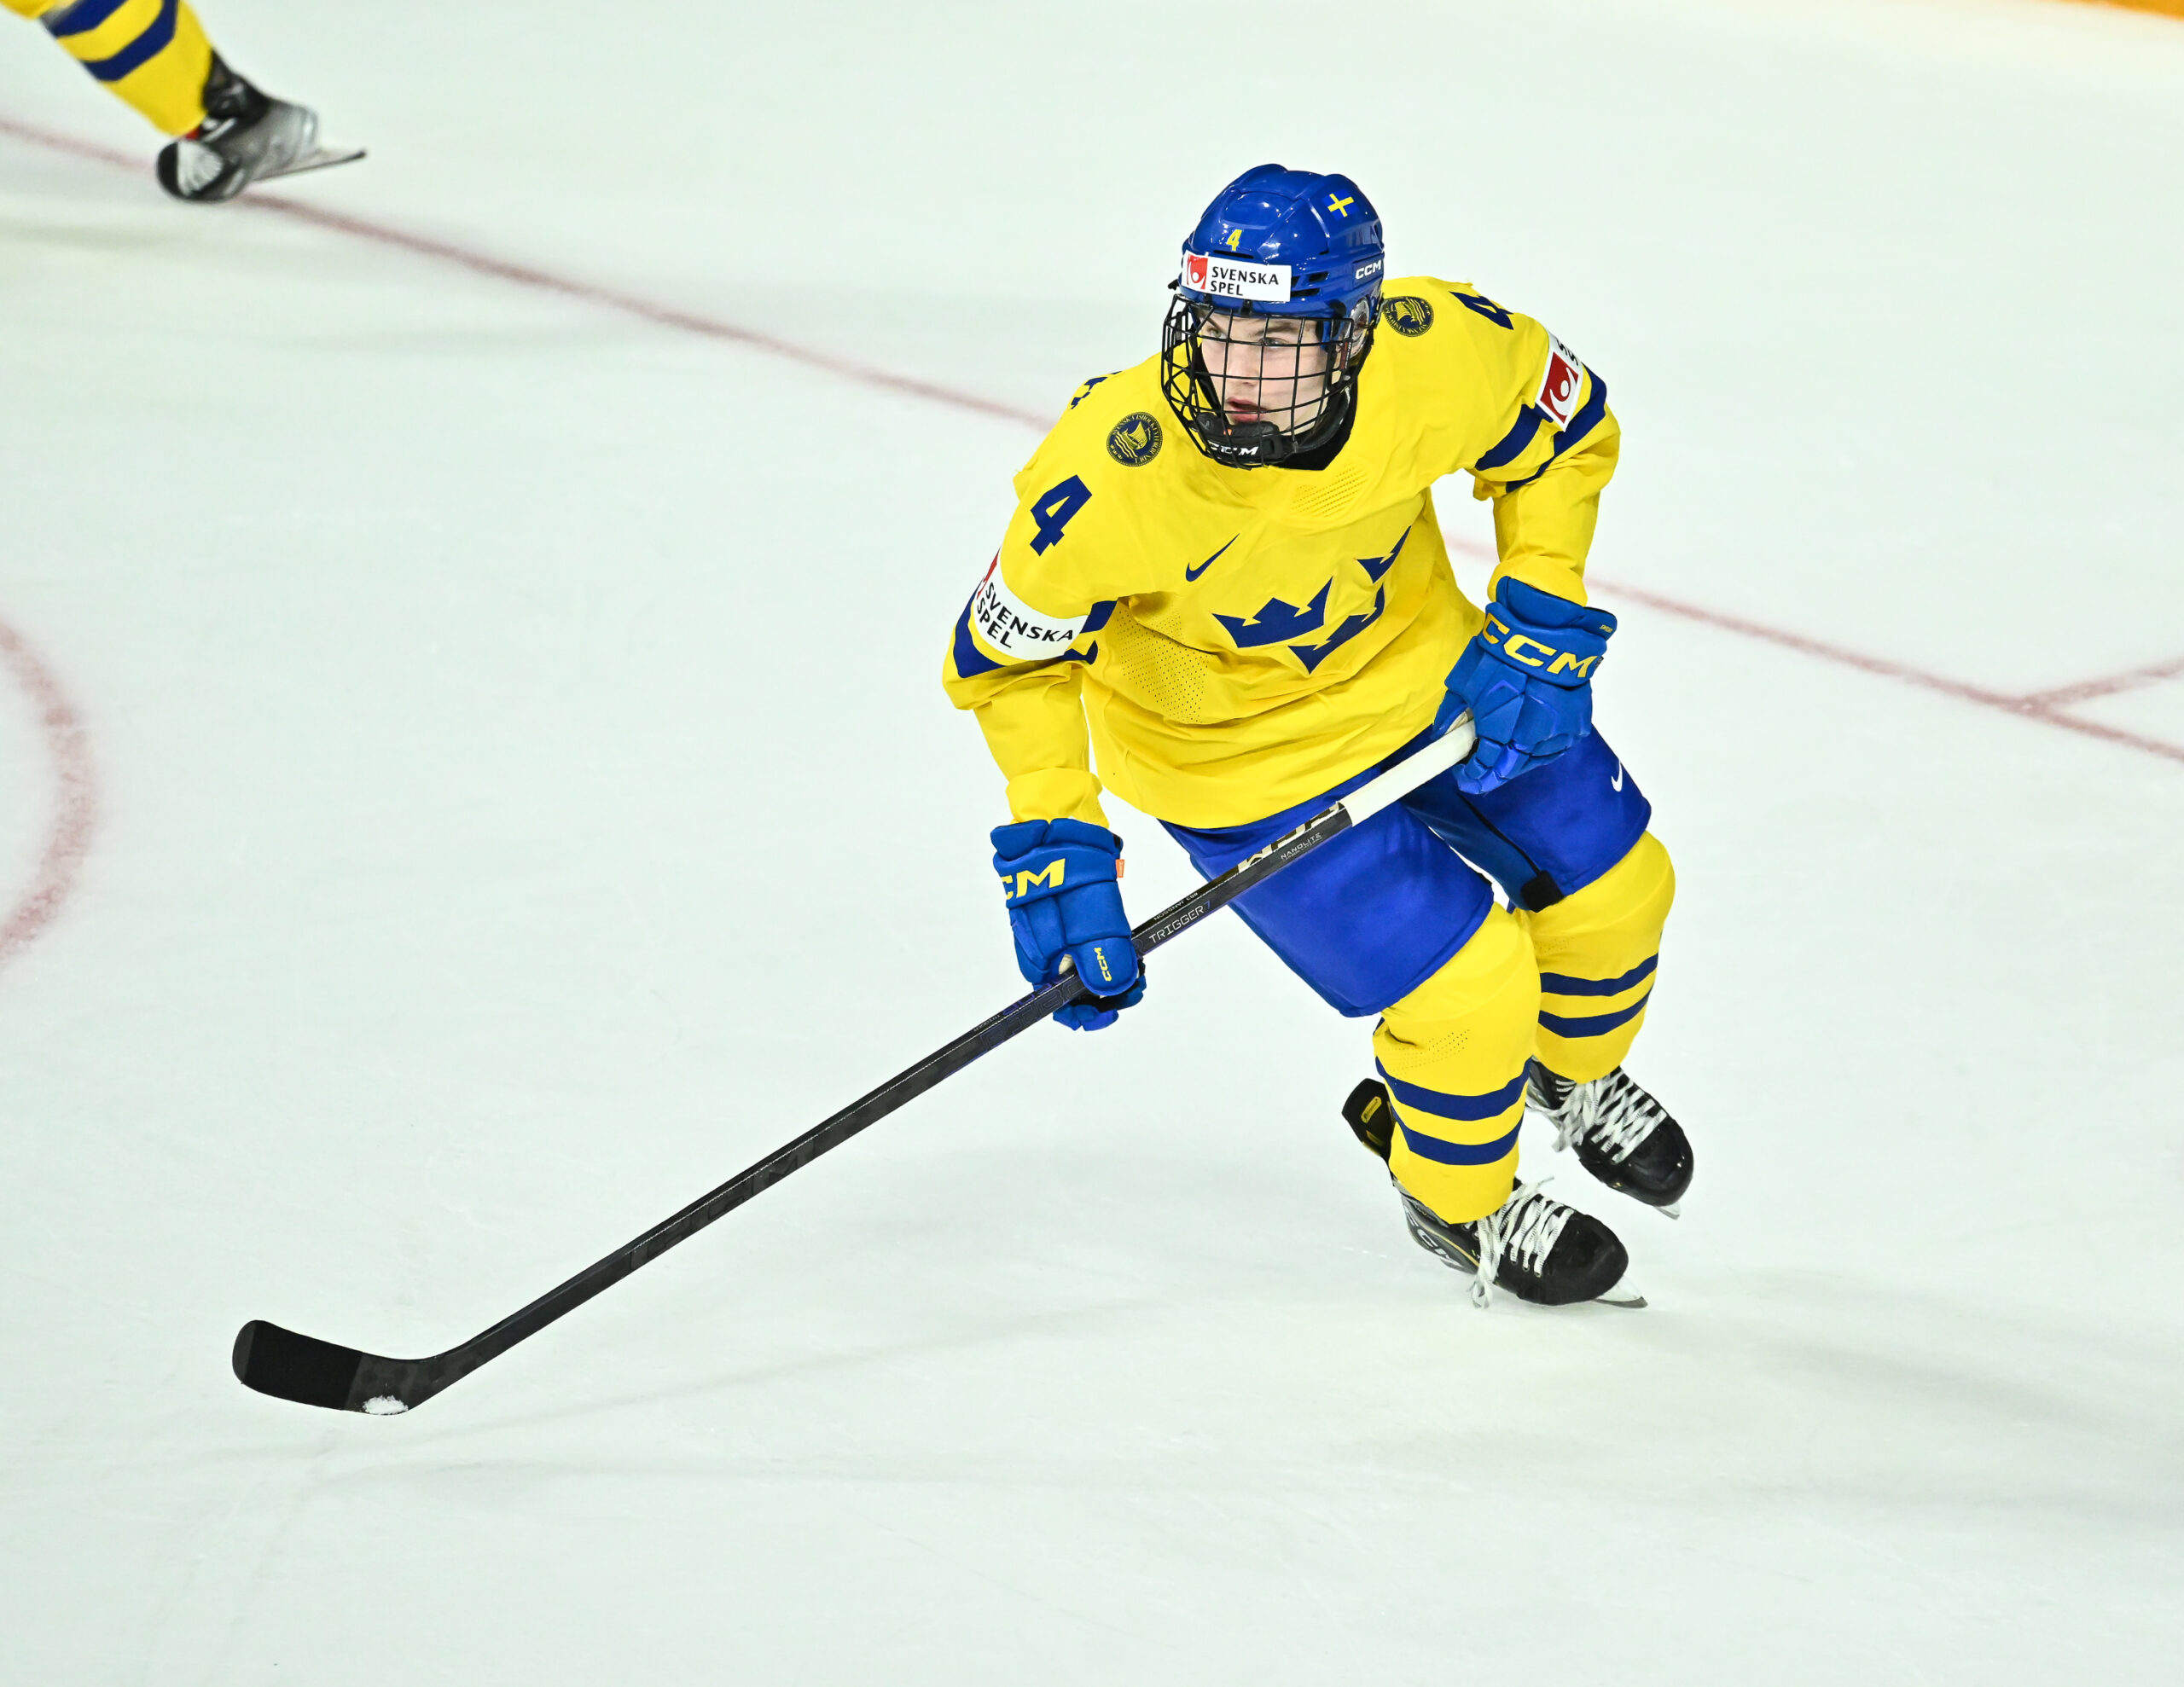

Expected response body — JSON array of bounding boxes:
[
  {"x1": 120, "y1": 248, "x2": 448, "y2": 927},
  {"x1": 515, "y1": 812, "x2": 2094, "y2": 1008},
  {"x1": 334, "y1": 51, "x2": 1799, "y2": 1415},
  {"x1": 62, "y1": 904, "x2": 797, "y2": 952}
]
[
  {"x1": 1479, "y1": 613, "x2": 1603, "y2": 679},
  {"x1": 1435, "y1": 577, "x2": 1617, "y2": 797},
  {"x1": 1003, "y1": 861, "x2": 1066, "y2": 899}
]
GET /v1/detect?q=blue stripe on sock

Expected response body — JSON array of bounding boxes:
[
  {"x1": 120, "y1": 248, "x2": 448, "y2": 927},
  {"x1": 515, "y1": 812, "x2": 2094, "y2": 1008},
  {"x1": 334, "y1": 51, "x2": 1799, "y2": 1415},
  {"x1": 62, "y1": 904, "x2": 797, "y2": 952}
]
[
  {"x1": 1539, "y1": 988, "x2": 1653, "y2": 1039},
  {"x1": 1397, "y1": 1119, "x2": 1520, "y2": 1167},
  {"x1": 1375, "y1": 1063, "x2": 1525, "y2": 1122},
  {"x1": 1539, "y1": 954, "x2": 1658, "y2": 998},
  {"x1": 44, "y1": 0, "x2": 131, "y2": 38},
  {"x1": 80, "y1": 0, "x2": 177, "y2": 82}
]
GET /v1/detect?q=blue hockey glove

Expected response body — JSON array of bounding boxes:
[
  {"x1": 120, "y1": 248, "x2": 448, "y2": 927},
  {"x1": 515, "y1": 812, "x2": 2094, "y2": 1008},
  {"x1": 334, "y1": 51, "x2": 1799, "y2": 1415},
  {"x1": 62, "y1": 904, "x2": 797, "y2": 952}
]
[
  {"x1": 1433, "y1": 577, "x2": 1618, "y2": 796},
  {"x1": 991, "y1": 818, "x2": 1146, "y2": 1031}
]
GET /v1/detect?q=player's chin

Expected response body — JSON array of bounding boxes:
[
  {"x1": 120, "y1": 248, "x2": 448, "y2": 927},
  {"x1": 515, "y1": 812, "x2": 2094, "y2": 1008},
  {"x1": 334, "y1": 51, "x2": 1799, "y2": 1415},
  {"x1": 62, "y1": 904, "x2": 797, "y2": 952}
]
[{"x1": 1242, "y1": 404, "x2": 1319, "y2": 436}]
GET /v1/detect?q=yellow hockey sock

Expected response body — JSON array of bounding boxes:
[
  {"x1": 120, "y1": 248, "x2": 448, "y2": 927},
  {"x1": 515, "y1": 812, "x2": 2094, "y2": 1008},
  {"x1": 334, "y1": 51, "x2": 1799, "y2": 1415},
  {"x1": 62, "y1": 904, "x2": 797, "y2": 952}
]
[
  {"x1": 1373, "y1": 907, "x2": 1540, "y2": 1226},
  {"x1": 1518, "y1": 830, "x2": 1676, "y2": 1083},
  {"x1": 21, "y1": 0, "x2": 215, "y2": 137}
]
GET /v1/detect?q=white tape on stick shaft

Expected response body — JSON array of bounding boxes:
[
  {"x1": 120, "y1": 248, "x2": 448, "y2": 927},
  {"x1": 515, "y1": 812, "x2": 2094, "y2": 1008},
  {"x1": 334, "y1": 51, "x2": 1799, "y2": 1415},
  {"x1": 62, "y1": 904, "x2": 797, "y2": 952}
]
[{"x1": 1339, "y1": 715, "x2": 1476, "y2": 826}]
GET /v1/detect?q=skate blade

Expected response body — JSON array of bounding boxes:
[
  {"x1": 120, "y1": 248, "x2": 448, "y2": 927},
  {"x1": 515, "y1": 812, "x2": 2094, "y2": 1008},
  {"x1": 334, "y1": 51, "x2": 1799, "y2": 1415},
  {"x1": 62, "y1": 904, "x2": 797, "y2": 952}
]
[
  {"x1": 1657, "y1": 1201, "x2": 1681, "y2": 1220},
  {"x1": 259, "y1": 143, "x2": 366, "y2": 183},
  {"x1": 1597, "y1": 1289, "x2": 1647, "y2": 1309}
]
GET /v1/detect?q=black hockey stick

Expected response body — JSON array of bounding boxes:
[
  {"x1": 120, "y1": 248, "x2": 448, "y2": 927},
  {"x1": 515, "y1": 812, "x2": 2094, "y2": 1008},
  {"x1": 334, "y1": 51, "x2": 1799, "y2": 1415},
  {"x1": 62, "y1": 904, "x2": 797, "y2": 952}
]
[{"x1": 233, "y1": 719, "x2": 1476, "y2": 1415}]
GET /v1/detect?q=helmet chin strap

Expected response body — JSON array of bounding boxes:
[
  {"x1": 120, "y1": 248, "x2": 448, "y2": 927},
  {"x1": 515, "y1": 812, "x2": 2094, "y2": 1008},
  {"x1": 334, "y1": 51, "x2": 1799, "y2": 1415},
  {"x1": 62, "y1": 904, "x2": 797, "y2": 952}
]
[{"x1": 1201, "y1": 380, "x2": 1353, "y2": 467}]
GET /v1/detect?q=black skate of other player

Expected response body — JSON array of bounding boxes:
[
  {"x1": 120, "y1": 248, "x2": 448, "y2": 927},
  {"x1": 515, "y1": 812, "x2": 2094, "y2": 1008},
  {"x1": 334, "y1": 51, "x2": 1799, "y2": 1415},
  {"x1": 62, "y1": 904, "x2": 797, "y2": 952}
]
[{"x1": 157, "y1": 55, "x2": 361, "y2": 204}]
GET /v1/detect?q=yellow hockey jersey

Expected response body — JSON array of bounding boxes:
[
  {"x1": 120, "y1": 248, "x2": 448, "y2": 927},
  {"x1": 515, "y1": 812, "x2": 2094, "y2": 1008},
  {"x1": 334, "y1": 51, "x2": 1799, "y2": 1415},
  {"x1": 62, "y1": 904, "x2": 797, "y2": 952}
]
[{"x1": 943, "y1": 278, "x2": 1619, "y2": 830}]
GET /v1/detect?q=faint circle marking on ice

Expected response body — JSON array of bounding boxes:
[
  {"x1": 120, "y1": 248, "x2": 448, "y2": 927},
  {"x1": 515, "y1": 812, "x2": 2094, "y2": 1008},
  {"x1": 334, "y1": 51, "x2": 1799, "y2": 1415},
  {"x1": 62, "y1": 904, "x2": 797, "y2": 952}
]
[
  {"x1": 0, "y1": 616, "x2": 96, "y2": 977},
  {"x1": 362, "y1": 1396, "x2": 409, "y2": 1416}
]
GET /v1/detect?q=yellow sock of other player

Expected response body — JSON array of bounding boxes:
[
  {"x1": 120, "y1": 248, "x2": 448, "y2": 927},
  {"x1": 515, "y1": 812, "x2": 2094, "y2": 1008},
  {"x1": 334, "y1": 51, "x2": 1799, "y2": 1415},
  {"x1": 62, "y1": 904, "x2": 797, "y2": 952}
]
[
  {"x1": 1372, "y1": 907, "x2": 1540, "y2": 1227},
  {"x1": 1517, "y1": 831, "x2": 1676, "y2": 1082},
  {"x1": 9, "y1": 0, "x2": 215, "y2": 137}
]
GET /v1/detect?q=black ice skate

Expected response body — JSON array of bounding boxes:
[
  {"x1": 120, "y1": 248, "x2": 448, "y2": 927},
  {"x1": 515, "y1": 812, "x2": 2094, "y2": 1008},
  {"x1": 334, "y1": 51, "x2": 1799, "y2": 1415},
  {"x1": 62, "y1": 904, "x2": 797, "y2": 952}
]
[
  {"x1": 156, "y1": 56, "x2": 363, "y2": 204},
  {"x1": 1525, "y1": 1059, "x2": 1693, "y2": 1216},
  {"x1": 1340, "y1": 1080, "x2": 1641, "y2": 1308}
]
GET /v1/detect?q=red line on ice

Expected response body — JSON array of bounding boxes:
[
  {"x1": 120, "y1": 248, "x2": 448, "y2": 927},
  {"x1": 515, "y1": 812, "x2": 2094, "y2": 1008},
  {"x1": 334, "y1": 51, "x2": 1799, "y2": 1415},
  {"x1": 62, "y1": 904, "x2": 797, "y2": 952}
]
[
  {"x1": 1589, "y1": 577, "x2": 2184, "y2": 765},
  {"x1": 0, "y1": 617, "x2": 98, "y2": 974},
  {"x1": 2018, "y1": 653, "x2": 2184, "y2": 710},
  {"x1": 4, "y1": 111, "x2": 2181, "y2": 768},
  {"x1": 0, "y1": 115, "x2": 1048, "y2": 427}
]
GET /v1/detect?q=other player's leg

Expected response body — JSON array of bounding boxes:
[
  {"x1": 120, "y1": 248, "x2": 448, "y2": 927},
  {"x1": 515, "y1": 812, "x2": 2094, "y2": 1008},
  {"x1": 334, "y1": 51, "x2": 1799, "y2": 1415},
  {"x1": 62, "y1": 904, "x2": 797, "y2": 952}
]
[
  {"x1": 10, "y1": 0, "x2": 212, "y2": 134},
  {"x1": 8, "y1": 1, "x2": 348, "y2": 200}
]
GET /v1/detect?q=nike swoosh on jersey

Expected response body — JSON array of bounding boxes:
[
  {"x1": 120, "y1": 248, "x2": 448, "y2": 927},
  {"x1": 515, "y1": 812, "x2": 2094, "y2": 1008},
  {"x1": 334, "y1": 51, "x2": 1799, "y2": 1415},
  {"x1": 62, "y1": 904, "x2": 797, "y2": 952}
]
[
  {"x1": 1184, "y1": 535, "x2": 1239, "y2": 583},
  {"x1": 1612, "y1": 762, "x2": 1625, "y2": 791}
]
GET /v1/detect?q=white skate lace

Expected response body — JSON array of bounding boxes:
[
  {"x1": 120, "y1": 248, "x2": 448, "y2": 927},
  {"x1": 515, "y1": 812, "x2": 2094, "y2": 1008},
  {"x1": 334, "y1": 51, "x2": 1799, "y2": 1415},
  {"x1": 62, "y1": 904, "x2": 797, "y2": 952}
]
[
  {"x1": 170, "y1": 139, "x2": 225, "y2": 196},
  {"x1": 1543, "y1": 1070, "x2": 1662, "y2": 1163},
  {"x1": 1471, "y1": 1181, "x2": 1570, "y2": 1309}
]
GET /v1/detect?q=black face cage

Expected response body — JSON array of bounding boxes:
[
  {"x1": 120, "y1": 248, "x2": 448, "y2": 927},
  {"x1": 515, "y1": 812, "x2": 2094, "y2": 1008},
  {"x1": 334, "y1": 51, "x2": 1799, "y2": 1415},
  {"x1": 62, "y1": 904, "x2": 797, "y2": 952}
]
[{"x1": 1159, "y1": 292, "x2": 1377, "y2": 468}]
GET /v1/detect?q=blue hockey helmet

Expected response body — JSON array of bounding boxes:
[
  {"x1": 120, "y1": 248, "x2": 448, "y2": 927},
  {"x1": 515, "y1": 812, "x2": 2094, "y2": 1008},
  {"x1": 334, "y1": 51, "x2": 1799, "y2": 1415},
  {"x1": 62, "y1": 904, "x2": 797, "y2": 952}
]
[{"x1": 1161, "y1": 165, "x2": 1385, "y2": 467}]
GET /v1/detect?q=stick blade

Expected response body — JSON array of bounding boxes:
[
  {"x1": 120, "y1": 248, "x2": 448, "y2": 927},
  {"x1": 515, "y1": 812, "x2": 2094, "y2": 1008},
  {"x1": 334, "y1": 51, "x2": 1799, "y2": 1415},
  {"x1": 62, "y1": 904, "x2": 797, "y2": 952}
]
[{"x1": 232, "y1": 1319, "x2": 366, "y2": 1410}]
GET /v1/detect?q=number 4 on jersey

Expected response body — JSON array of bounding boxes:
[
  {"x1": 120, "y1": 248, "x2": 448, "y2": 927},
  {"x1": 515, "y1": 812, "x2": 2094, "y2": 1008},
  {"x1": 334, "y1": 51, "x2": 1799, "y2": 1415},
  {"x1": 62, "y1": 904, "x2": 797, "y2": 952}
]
[{"x1": 1029, "y1": 476, "x2": 1092, "y2": 554}]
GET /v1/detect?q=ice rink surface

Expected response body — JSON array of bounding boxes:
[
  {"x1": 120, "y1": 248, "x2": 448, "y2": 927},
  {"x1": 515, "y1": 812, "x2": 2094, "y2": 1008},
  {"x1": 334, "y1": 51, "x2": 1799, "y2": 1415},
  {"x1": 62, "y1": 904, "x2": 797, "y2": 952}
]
[{"x1": 2, "y1": 0, "x2": 2181, "y2": 1679}]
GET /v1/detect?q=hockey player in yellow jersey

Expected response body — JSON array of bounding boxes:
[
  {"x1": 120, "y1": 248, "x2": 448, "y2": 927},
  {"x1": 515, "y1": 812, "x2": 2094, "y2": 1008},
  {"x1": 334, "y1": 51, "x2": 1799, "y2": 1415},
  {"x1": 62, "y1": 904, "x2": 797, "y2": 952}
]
[
  {"x1": 944, "y1": 165, "x2": 1688, "y2": 1307},
  {"x1": 4, "y1": 0, "x2": 358, "y2": 201}
]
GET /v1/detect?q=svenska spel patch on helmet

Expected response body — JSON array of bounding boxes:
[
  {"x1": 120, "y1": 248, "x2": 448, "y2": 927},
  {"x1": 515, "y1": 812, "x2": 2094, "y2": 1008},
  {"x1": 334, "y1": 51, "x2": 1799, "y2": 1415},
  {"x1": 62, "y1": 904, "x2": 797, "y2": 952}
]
[{"x1": 1181, "y1": 252, "x2": 1292, "y2": 303}]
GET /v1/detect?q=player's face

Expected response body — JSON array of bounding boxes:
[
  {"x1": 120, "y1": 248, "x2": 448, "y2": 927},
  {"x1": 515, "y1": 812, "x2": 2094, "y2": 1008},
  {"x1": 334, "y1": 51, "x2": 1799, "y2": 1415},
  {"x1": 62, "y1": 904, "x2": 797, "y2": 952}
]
[{"x1": 1195, "y1": 311, "x2": 1333, "y2": 435}]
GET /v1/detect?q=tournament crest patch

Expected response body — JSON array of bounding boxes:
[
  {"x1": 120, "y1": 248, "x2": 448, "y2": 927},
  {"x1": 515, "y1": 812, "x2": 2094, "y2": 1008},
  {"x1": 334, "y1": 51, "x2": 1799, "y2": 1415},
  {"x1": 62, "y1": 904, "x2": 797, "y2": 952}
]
[
  {"x1": 1381, "y1": 296, "x2": 1434, "y2": 337},
  {"x1": 1107, "y1": 411, "x2": 1163, "y2": 467}
]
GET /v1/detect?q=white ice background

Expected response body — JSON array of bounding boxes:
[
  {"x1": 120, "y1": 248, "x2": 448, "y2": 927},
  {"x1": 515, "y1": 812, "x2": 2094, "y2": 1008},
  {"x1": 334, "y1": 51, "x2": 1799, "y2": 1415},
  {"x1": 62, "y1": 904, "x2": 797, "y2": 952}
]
[{"x1": 1, "y1": 0, "x2": 2181, "y2": 1681}]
